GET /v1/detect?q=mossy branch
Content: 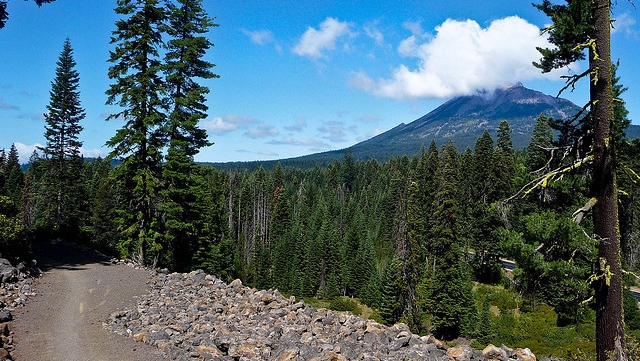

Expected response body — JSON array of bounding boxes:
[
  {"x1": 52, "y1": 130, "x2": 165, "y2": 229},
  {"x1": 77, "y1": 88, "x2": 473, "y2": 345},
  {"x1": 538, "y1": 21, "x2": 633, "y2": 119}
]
[
  {"x1": 502, "y1": 155, "x2": 593, "y2": 205},
  {"x1": 573, "y1": 197, "x2": 597, "y2": 224}
]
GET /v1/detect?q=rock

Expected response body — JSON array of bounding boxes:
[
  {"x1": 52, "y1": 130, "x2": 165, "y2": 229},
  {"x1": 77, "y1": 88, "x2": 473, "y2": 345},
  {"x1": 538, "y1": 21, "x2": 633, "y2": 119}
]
[
  {"x1": 0, "y1": 259, "x2": 17, "y2": 284},
  {"x1": 277, "y1": 348, "x2": 299, "y2": 361},
  {"x1": 0, "y1": 310, "x2": 11, "y2": 323},
  {"x1": 102, "y1": 265, "x2": 544, "y2": 361},
  {"x1": 195, "y1": 344, "x2": 225, "y2": 358},
  {"x1": 424, "y1": 334, "x2": 447, "y2": 349},
  {"x1": 515, "y1": 348, "x2": 536, "y2": 361},
  {"x1": 1, "y1": 323, "x2": 10, "y2": 336},
  {"x1": 483, "y1": 344, "x2": 507, "y2": 361},
  {"x1": 229, "y1": 278, "x2": 243, "y2": 289},
  {"x1": 133, "y1": 332, "x2": 148, "y2": 342},
  {"x1": 447, "y1": 345, "x2": 474, "y2": 361},
  {"x1": 147, "y1": 330, "x2": 170, "y2": 343},
  {"x1": 314, "y1": 351, "x2": 347, "y2": 361}
]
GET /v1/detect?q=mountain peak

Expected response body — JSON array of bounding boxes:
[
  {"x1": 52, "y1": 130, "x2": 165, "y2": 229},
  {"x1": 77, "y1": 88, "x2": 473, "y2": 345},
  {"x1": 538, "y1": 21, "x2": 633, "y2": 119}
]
[{"x1": 344, "y1": 84, "x2": 581, "y2": 160}]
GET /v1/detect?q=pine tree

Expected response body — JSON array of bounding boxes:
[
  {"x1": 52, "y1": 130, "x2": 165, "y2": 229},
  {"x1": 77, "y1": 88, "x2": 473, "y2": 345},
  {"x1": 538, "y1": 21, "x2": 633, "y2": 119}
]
[
  {"x1": 494, "y1": 120, "x2": 515, "y2": 199},
  {"x1": 534, "y1": 1, "x2": 624, "y2": 358},
  {"x1": 468, "y1": 131, "x2": 502, "y2": 282},
  {"x1": 5, "y1": 144, "x2": 23, "y2": 209},
  {"x1": 425, "y1": 140, "x2": 474, "y2": 339},
  {"x1": 106, "y1": 0, "x2": 167, "y2": 266},
  {"x1": 83, "y1": 158, "x2": 120, "y2": 253},
  {"x1": 0, "y1": 149, "x2": 6, "y2": 195},
  {"x1": 379, "y1": 258, "x2": 402, "y2": 325},
  {"x1": 39, "y1": 38, "x2": 86, "y2": 237},
  {"x1": 526, "y1": 114, "x2": 554, "y2": 173},
  {"x1": 160, "y1": 0, "x2": 217, "y2": 271}
]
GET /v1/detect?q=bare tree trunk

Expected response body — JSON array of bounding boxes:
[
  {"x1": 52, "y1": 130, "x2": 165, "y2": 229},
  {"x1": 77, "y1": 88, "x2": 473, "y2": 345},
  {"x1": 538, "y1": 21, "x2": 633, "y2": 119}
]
[{"x1": 591, "y1": 1, "x2": 625, "y2": 360}]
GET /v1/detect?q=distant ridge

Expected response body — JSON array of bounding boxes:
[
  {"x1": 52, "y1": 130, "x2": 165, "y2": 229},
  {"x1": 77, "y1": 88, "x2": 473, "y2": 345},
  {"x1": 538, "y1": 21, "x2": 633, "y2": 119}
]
[{"x1": 208, "y1": 84, "x2": 640, "y2": 171}]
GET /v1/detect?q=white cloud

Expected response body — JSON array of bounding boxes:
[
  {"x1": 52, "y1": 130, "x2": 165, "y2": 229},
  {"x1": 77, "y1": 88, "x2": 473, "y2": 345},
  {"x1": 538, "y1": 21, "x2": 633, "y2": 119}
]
[
  {"x1": 284, "y1": 118, "x2": 307, "y2": 132},
  {"x1": 245, "y1": 123, "x2": 278, "y2": 139},
  {"x1": 241, "y1": 29, "x2": 275, "y2": 45},
  {"x1": 612, "y1": 12, "x2": 637, "y2": 37},
  {"x1": 293, "y1": 17, "x2": 352, "y2": 58},
  {"x1": 352, "y1": 16, "x2": 568, "y2": 100},
  {"x1": 268, "y1": 136, "x2": 329, "y2": 149},
  {"x1": 202, "y1": 115, "x2": 257, "y2": 135},
  {"x1": 8, "y1": 143, "x2": 106, "y2": 163},
  {"x1": 80, "y1": 147, "x2": 105, "y2": 159},
  {"x1": 364, "y1": 22, "x2": 385, "y2": 46},
  {"x1": 318, "y1": 120, "x2": 349, "y2": 143},
  {"x1": 403, "y1": 20, "x2": 424, "y2": 36},
  {"x1": 12, "y1": 142, "x2": 42, "y2": 163}
]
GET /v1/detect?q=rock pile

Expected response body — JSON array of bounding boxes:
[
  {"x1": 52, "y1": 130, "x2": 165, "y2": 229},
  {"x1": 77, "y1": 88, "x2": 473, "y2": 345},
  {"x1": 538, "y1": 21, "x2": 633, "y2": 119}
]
[
  {"x1": 105, "y1": 269, "x2": 545, "y2": 361},
  {"x1": 0, "y1": 257, "x2": 40, "y2": 360}
]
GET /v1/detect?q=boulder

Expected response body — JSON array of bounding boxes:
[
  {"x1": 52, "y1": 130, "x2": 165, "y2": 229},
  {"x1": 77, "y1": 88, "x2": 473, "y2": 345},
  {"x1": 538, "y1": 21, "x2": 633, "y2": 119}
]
[
  {"x1": 515, "y1": 348, "x2": 536, "y2": 361},
  {"x1": 483, "y1": 344, "x2": 507, "y2": 361},
  {"x1": 446, "y1": 345, "x2": 474, "y2": 361},
  {"x1": 0, "y1": 310, "x2": 12, "y2": 323},
  {"x1": 0, "y1": 259, "x2": 17, "y2": 284},
  {"x1": 276, "y1": 348, "x2": 299, "y2": 361}
]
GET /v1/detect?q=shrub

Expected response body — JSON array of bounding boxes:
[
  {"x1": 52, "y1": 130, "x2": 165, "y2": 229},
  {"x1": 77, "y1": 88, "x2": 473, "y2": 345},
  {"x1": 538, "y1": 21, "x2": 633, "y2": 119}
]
[{"x1": 329, "y1": 297, "x2": 357, "y2": 312}]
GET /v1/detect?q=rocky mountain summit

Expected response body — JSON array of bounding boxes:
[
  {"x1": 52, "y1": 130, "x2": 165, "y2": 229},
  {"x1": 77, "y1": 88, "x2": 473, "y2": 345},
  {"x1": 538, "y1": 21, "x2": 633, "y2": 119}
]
[{"x1": 105, "y1": 268, "x2": 551, "y2": 361}]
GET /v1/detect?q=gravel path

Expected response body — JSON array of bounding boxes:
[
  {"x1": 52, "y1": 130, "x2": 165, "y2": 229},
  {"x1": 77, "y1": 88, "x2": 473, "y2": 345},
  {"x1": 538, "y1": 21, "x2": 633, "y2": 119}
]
[{"x1": 11, "y1": 241, "x2": 169, "y2": 361}]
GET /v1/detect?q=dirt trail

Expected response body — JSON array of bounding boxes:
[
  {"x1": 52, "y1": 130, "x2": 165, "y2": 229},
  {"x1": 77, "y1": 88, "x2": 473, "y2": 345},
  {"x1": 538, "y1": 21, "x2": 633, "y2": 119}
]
[{"x1": 11, "y1": 241, "x2": 168, "y2": 361}]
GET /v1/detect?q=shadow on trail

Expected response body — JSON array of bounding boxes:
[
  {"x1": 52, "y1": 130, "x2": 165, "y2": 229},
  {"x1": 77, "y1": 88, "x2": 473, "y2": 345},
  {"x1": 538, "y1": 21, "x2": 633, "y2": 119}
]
[{"x1": 32, "y1": 240, "x2": 112, "y2": 272}]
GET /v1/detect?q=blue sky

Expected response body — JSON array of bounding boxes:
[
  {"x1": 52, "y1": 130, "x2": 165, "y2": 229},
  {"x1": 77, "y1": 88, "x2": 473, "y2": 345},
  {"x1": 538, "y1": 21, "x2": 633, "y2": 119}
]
[{"x1": 0, "y1": 0, "x2": 638, "y2": 163}]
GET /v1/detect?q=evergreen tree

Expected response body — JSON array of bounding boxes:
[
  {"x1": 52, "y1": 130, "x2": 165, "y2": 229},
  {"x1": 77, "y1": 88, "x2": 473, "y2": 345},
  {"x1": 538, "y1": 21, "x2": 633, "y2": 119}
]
[
  {"x1": 610, "y1": 62, "x2": 638, "y2": 271},
  {"x1": 468, "y1": 131, "x2": 502, "y2": 282},
  {"x1": 494, "y1": 120, "x2": 515, "y2": 199},
  {"x1": 535, "y1": 1, "x2": 624, "y2": 358},
  {"x1": 379, "y1": 258, "x2": 402, "y2": 325},
  {"x1": 5, "y1": 144, "x2": 23, "y2": 209},
  {"x1": 400, "y1": 180, "x2": 424, "y2": 331},
  {"x1": 106, "y1": 0, "x2": 167, "y2": 266},
  {"x1": 526, "y1": 114, "x2": 554, "y2": 173},
  {"x1": 424, "y1": 140, "x2": 474, "y2": 339},
  {"x1": 82, "y1": 158, "x2": 120, "y2": 253},
  {"x1": 160, "y1": 0, "x2": 217, "y2": 271},
  {"x1": 0, "y1": 149, "x2": 6, "y2": 195},
  {"x1": 0, "y1": 195, "x2": 25, "y2": 257},
  {"x1": 39, "y1": 38, "x2": 86, "y2": 237}
]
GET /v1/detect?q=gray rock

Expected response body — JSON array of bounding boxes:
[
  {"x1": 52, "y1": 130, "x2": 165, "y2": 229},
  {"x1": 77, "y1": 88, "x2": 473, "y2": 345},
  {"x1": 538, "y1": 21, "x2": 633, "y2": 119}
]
[
  {"x1": 0, "y1": 259, "x2": 17, "y2": 284},
  {"x1": 103, "y1": 266, "x2": 544, "y2": 361},
  {"x1": 0, "y1": 309, "x2": 12, "y2": 323}
]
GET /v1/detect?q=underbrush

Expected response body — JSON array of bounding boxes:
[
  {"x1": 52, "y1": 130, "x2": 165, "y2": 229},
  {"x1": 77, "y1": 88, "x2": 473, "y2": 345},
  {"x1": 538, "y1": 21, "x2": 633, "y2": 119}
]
[{"x1": 474, "y1": 283, "x2": 596, "y2": 360}]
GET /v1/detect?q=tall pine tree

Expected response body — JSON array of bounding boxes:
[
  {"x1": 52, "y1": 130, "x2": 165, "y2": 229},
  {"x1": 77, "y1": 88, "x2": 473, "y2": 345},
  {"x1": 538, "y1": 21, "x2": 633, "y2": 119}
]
[
  {"x1": 106, "y1": 0, "x2": 167, "y2": 265},
  {"x1": 39, "y1": 38, "x2": 85, "y2": 237},
  {"x1": 423, "y1": 140, "x2": 474, "y2": 339},
  {"x1": 160, "y1": 0, "x2": 218, "y2": 271},
  {"x1": 535, "y1": 0, "x2": 624, "y2": 358}
]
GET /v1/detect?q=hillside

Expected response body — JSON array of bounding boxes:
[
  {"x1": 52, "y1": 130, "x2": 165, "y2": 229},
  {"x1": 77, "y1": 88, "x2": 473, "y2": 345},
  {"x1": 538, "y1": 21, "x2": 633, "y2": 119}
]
[{"x1": 209, "y1": 84, "x2": 639, "y2": 171}]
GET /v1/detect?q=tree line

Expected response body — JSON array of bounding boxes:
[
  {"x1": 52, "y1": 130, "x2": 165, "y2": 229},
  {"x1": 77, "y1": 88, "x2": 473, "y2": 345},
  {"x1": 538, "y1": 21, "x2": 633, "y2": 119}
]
[{"x1": 3, "y1": 112, "x2": 640, "y2": 343}]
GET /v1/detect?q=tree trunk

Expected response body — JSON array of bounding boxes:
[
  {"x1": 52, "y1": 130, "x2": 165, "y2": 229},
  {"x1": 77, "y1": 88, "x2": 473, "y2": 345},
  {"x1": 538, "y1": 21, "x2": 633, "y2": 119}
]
[{"x1": 591, "y1": 1, "x2": 625, "y2": 360}]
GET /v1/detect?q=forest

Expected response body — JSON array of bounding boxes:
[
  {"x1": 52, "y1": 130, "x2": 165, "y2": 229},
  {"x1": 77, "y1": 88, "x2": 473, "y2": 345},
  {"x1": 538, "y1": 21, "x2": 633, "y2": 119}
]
[
  {"x1": 3, "y1": 110, "x2": 640, "y2": 356},
  {"x1": 1, "y1": 0, "x2": 639, "y2": 359}
]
